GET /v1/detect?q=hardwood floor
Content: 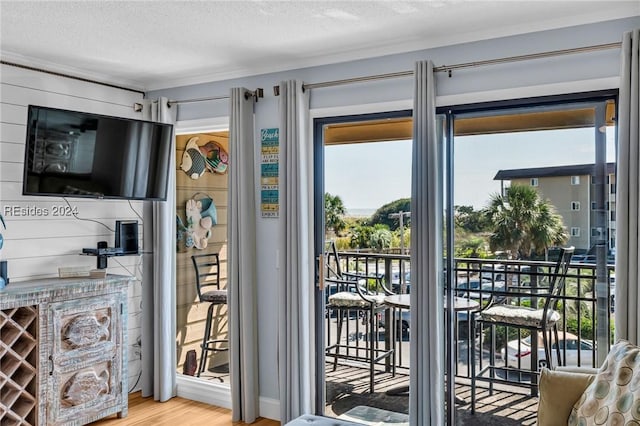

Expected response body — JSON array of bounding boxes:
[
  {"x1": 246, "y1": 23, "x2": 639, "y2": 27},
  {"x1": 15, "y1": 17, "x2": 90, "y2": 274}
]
[{"x1": 91, "y1": 392, "x2": 280, "y2": 425}]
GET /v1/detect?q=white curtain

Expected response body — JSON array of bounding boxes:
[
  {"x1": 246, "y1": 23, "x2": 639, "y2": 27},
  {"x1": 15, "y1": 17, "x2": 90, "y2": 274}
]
[
  {"x1": 409, "y1": 61, "x2": 444, "y2": 425},
  {"x1": 277, "y1": 80, "x2": 315, "y2": 423},
  {"x1": 615, "y1": 28, "x2": 640, "y2": 345},
  {"x1": 228, "y1": 87, "x2": 259, "y2": 422},
  {"x1": 141, "y1": 96, "x2": 177, "y2": 401}
]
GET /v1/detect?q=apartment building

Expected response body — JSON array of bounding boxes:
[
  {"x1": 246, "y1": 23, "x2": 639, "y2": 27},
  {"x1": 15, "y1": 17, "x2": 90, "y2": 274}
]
[{"x1": 495, "y1": 163, "x2": 616, "y2": 253}]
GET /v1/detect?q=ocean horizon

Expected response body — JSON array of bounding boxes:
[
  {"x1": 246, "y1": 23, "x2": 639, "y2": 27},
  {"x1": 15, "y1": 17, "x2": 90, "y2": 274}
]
[{"x1": 346, "y1": 208, "x2": 375, "y2": 217}]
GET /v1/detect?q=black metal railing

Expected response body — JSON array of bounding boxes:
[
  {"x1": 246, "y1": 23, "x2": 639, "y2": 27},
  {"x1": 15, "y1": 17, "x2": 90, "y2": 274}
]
[{"x1": 326, "y1": 250, "x2": 615, "y2": 379}]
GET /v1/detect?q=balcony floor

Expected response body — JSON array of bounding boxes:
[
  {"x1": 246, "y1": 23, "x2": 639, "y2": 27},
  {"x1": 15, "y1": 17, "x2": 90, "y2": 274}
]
[{"x1": 325, "y1": 362, "x2": 538, "y2": 425}]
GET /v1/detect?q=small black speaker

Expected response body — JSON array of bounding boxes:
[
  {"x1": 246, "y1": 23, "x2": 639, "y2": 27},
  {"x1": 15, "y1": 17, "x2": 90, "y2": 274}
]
[{"x1": 115, "y1": 220, "x2": 139, "y2": 255}]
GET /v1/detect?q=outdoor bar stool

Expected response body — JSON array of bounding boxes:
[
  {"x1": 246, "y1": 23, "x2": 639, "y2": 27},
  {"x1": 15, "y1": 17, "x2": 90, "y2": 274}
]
[
  {"x1": 191, "y1": 252, "x2": 228, "y2": 378},
  {"x1": 324, "y1": 241, "x2": 395, "y2": 393},
  {"x1": 326, "y1": 279, "x2": 394, "y2": 393},
  {"x1": 471, "y1": 246, "x2": 574, "y2": 413}
]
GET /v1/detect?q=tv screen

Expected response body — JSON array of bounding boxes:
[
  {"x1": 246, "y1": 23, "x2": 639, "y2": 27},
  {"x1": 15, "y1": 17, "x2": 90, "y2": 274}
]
[{"x1": 22, "y1": 105, "x2": 173, "y2": 200}]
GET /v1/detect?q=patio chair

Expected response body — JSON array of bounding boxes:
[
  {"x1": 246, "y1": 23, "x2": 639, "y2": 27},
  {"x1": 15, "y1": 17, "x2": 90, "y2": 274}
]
[
  {"x1": 471, "y1": 246, "x2": 574, "y2": 413},
  {"x1": 324, "y1": 242, "x2": 395, "y2": 393},
  {"x1": 191, "y1": 252, "x2": 228, "y2": 378}
]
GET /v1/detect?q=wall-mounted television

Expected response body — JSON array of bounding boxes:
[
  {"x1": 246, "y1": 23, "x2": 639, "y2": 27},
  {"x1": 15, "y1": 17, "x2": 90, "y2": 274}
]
[{"x1": 23, "y1": 105, "x2": 173, "y2": 200}]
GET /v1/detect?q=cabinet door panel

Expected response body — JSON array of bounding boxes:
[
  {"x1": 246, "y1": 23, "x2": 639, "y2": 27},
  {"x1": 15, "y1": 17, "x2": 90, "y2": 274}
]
[{"x1": 48, "y1": 294, "x2": 122, "y2": 425}]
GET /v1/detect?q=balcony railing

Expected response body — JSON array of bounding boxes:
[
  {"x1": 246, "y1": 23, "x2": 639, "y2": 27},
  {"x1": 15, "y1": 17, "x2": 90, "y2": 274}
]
[{"x1": 330, "y1": 250, "x2": 615, "y2": 377}]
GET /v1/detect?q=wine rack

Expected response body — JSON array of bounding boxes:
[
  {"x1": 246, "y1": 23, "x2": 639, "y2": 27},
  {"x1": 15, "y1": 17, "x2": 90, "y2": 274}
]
[{"x1": 1, "y1": 306, "x2": 38, "y2": 426}]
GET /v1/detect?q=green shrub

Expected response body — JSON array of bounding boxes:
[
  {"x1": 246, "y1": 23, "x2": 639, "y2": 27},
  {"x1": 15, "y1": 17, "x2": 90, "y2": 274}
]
[
  {"x1": 334, "y1": 237, "x2": 351, "y2": 250},
  {"x1": 564, "y1": 316, "x2": 594, "y2": 340},
  {"x1": 482, "y1": 325, "x2": 529, "y2": 350}
]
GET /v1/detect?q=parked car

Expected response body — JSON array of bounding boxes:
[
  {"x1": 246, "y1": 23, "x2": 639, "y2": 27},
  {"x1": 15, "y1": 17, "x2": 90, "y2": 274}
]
[
  {"x1": 501, "y1": 331, "x2": 594, "y2": 370},
  {"x1": 480, "y1": 265, "x2": 508, "y2": 282},
  {"x1": 572, "y1": 254, "x2": 597, "y2": 264},
  {"x1": 456, "y1": 277, "x2": 506, "y2": 300},
  {"x1": 378, "y1": 309, "x2": 411, "y2": 335},
  {"x1": 572, "y1": 254, "x2": 615, "y2": 265},
  {"x1": 390, "y1": 270, "x2": 411, "y2": 294},
  {"x1": 379, "y1": 309, "x2": 473, "y2": 339},
  {"x1": 609, "y1": 274, "x2": 616, "y2": 313}
]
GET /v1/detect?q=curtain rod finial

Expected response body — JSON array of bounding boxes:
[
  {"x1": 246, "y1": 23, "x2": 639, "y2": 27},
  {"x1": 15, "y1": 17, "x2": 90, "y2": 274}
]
[{"x1": 245, "y1": 88, "x2": 265, "y2": 102}]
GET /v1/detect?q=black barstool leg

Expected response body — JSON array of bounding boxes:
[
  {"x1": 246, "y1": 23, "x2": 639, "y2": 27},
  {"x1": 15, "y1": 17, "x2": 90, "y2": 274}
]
[
  {"x1": 471, "y1": 316, "x2": 477, "y2": 414},
  {"x1": 198, "y1": 302, "x2": 215, "y2": 377},
  {"x1": 489, "y1": 324, "x2": 495, "y2": 395},
  {"x1": 553, "y1": 325, "x2": 562, "y2": 367},
  {"x1": 333, "y1": 309, "x2": 344, "y2": 372},
  {"x1": 368, "y1": 306, "x2": 375, "y2": 393},
  {"x1": 542, "y1": 328, "x2": 551, "y2": 370}
]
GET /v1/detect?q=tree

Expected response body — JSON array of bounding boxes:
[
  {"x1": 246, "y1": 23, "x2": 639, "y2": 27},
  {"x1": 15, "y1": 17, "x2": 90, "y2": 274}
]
[
  {"x1": 370, "y1": 198, "x2": 411, "y2": 231},
  {"x1": 484, "y1": 184, "x2": 567, "y2": 259},
  {"x1": 369, "y1": 226, "x2": 393, "y2": 251},
  {"x1": 456, "y1": 236, "x2": 489, "y2": 258},
  {"x1": 325, "y1": 193, "x2": 346, "y2": 235},
  {"x1": 392, "y1": 227, "x2": 411, "y2": 251},
  {"x1": 454, "y1": 205, "x2": 490, "y2": 233}
]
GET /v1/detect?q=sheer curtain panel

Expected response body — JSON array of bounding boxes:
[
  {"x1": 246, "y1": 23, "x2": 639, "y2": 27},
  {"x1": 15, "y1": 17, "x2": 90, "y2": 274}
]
[
  {"x1": 228, "y1": 87, "x2": 260, "y2": 422},
  {"x1": 277, "y1": 80, "x2": 315, "y2": 423},
  {"x1": 141, "y1": 96, "x2": 177, "y2": 401},
  {"x1": 615, "y1": 28, "x2": 640, "y2": 345},
  {"x1": 410, "y1": 60, "x2": 445, "y2": 425}
]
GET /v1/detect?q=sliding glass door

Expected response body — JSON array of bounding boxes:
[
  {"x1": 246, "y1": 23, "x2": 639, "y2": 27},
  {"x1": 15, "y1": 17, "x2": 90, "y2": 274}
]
[
  {"x1": 313, "y1": 110, "x2": 413, "y2": 420},
  {"x1": 310, "y1": 90, "x2": 617, "y2": 424},
  {"x1": 445, "y1": 91, "x2": 617, "y2": 422}
]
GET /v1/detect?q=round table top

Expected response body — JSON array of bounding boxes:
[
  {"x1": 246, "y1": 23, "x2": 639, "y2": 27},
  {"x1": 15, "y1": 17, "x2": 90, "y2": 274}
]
[{"x1": 384, "y1": 294, "x2": 479, "y2": 311}]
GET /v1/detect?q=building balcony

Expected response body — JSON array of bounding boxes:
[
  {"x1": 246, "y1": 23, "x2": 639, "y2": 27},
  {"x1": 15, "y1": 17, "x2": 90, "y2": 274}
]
[{"x1": 324, "y1": 251, "x2": 614, "y2": 424}]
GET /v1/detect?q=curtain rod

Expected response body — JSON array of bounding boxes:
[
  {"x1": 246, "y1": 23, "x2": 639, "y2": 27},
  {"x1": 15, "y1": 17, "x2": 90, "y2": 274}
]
[
  {"x1": 1, "y1": 60, "x2": 146, "y2": 95},
  {"x1": 162, "y1": 88, "x2": 265, "y2": 106},
  {"x1": 291, "y1": 41, "x2": 622, "y2": 92},
  {"x1": 167, "y1": 95, "x2": 229, "y2": 105}
]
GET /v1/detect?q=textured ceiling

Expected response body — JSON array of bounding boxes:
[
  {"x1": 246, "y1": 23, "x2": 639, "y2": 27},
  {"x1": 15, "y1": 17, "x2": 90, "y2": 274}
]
[{"x1": 1, "y1": 1, "x2": 639, "y2": 92}]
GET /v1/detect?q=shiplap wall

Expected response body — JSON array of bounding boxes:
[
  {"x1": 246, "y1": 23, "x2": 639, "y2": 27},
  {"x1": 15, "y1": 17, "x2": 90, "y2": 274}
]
[{"x1": 0, "y1": 63, "x2": 146, "y2": 391}]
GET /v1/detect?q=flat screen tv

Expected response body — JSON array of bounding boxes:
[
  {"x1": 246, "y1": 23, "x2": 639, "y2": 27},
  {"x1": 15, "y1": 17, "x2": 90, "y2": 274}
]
[{"x1": 23, "y1": 105, "x2": 173, "y2": 200}]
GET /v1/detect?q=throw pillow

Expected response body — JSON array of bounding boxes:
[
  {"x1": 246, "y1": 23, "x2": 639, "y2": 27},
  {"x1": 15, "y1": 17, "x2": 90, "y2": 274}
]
[
  {"x1": 569, "y1": 340, "x2": 640, "y2": 425},
  {"x1": 537, "y1": 368, "x2": 595, "y2": 426}
]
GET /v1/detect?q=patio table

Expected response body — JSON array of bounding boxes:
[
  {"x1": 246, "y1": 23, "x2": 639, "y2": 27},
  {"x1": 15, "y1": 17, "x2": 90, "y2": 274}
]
[{"x1": 383, "y1": 294, "x2": 480, "y2": 396}]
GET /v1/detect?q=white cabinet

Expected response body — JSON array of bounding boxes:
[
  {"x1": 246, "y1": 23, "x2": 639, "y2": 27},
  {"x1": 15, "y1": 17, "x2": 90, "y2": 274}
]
[{"x1": 0, "y1": 275, "x2": 131, "y2": 426}]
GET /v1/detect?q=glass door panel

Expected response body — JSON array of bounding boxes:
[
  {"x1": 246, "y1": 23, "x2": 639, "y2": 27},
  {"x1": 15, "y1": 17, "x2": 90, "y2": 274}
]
[
  {"x1": 314, "y1": 111, "x2": 413, "y2": 421},
  {"x1": 449, "y1": 96, "x2": 617, "y2": 421}
]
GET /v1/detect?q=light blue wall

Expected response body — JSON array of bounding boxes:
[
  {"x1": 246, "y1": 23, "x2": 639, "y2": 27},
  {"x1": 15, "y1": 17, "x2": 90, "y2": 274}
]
[{"x1": 148, "y1": 16, "x2": 639, "y2": 405}]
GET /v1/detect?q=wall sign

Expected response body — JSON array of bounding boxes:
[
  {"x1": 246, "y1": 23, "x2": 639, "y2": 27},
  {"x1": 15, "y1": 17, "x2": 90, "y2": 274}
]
[{"x1": 260, "y1": 128, "x2": 279, "y2": 217}]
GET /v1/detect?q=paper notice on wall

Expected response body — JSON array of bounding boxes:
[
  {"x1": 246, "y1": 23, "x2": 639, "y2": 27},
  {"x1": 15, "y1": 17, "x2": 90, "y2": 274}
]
[{"x1": 261, "y1": 128, "x2": 279, "y2": 217}]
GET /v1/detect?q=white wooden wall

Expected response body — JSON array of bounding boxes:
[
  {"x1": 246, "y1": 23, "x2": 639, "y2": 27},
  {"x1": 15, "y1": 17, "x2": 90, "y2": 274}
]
[{"x1": 0, "y1": 63, "x2": 146, "y2": 391}]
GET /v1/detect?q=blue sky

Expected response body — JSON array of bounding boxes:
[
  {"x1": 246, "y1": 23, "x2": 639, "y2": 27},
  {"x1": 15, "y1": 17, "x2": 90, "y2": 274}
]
[{"x1": 325, "y1": 127, "x2": 615, "y2": 212}]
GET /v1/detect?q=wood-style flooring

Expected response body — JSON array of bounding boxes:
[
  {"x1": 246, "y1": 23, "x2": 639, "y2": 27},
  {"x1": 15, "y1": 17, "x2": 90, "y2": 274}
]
[{"x1": 91, "y1": 392, "x2": 280, "y2": 425}]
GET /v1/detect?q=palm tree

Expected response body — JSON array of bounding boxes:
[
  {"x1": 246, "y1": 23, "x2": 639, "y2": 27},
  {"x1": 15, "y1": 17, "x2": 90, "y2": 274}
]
[
  {"x1": 325, "y1": 193, "x2": 346, "y2": 236},
  {"x1": 369, "y1": 227, "x2": 392, "y2": 251},
  {"x1": 485, "y1": 184, "x2": 567, "y2": 259}
]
